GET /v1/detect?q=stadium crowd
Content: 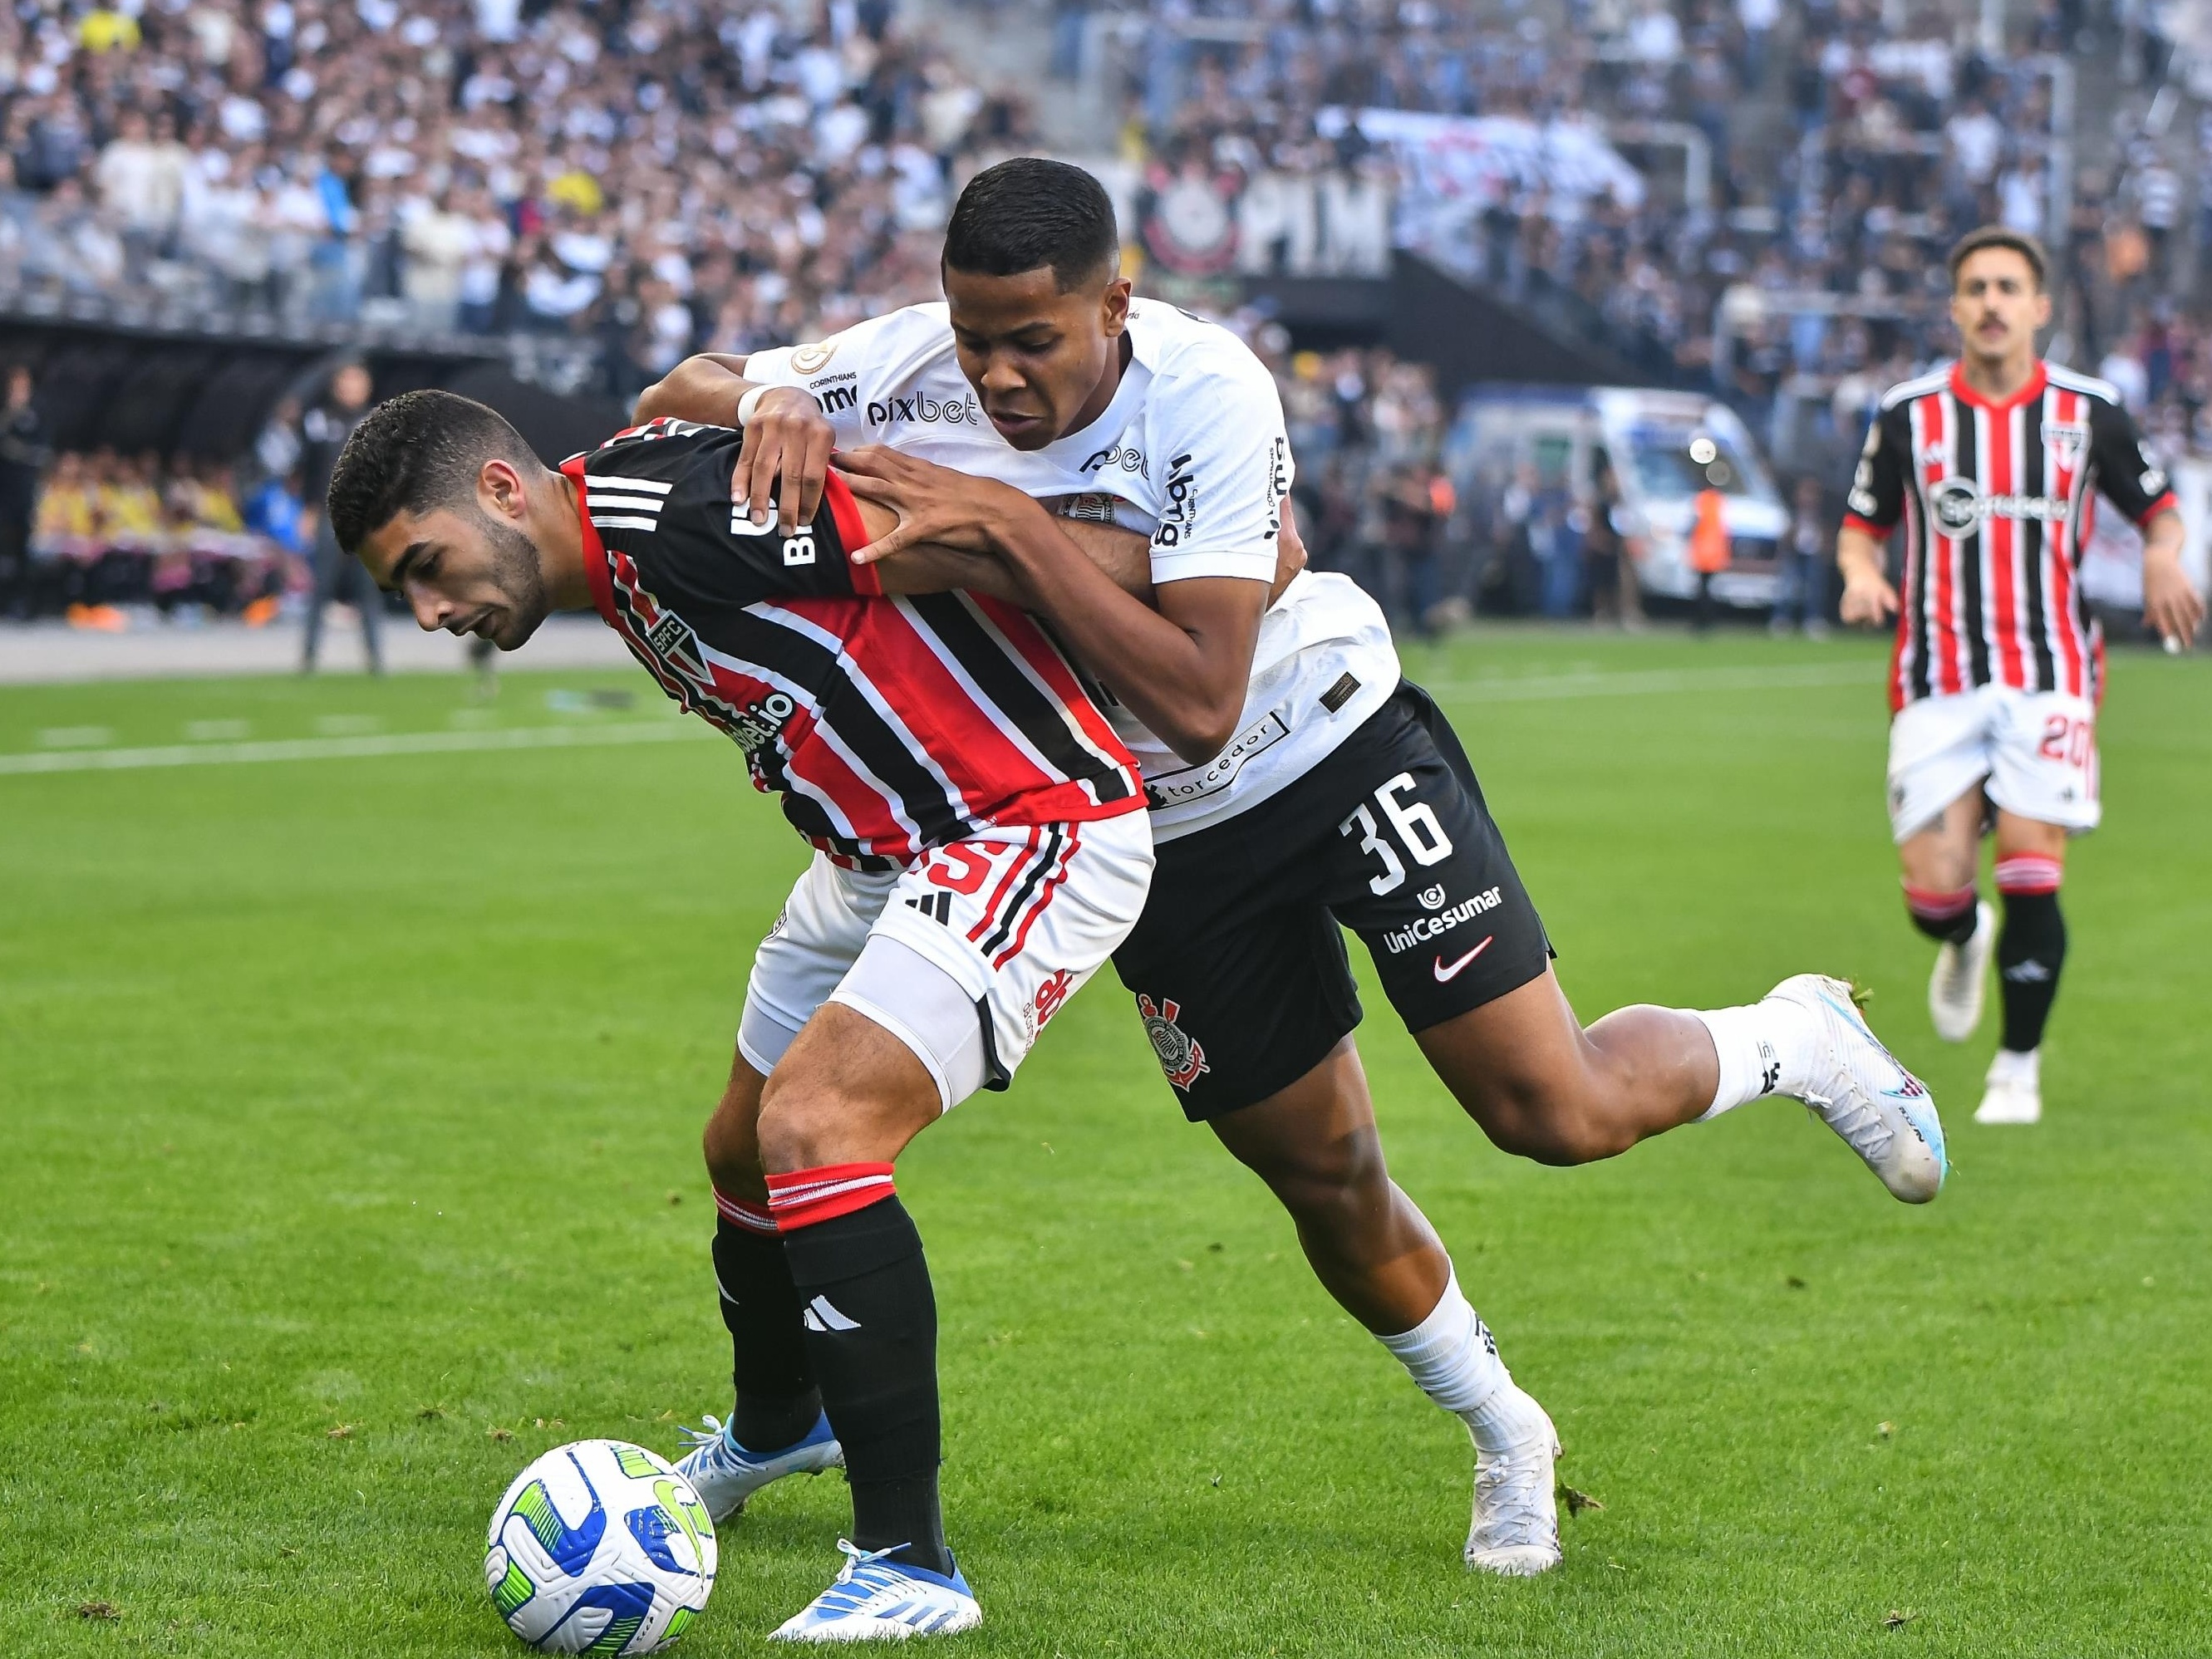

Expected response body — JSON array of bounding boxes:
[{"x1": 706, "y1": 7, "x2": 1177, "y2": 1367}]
[
  {"x1": 1108, "y1": 0, "x2": 2212, "y2": 463},
  {"x1": 0, "y1": 0, "x2": 1023, "y2": 400}
]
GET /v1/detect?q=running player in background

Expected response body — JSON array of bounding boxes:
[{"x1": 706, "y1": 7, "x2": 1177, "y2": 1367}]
[
  {"x1": 1836, "y1": 227, "x2": 2204, "y2": 1125},
  {"x1": 325, "y1": 391, "x2": 1157, "y2": 1641},
  {"x1": 646, "y1": 158, "x2": 1950, "y2": 1586}
]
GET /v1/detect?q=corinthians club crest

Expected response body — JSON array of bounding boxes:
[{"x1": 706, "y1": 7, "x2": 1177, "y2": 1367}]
[{"x1": 1136, "y1": 994, "x2": 1208, "y2": 1091}]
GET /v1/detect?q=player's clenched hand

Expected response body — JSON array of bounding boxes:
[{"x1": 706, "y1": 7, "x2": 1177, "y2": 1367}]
[
  {"x1": 732, "y1": 387, "x2": 834, "y2": 534},
  {"x1": 836, "y1": 445, "x2": 1025, "y2": 563},
  {"x1": 2142, "y1": 545, "x2": 2205, "y2": 652},
  {"x1": 1838, "y1": 566, "x2": 1899, "y2": 628}
]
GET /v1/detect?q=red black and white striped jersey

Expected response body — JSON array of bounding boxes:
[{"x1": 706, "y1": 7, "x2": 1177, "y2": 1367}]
[
  {"x1": 1844, "y1": 361, "x2": 2178, "y2": 710},
  {"x1": 562, "y1": 420, "x2": 1143, "y2": 866}
]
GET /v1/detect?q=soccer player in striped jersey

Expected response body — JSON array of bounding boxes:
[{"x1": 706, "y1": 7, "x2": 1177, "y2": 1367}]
[
  {"x1": 326, "y1": 390, "x2": 1163, "y2": 1641},
  {"x1": 642, "y1": 158, "x2": 1950, "y2": 1595},
  {"x1": 1836, "y1": 227, "x2": 2204, "y2": 1124}
]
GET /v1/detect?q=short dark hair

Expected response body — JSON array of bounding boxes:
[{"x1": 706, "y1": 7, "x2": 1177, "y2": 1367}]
[
  {"x1": 942, "y1": 157, "x2": 1118, "y2": 292},
  {"x1": 1948, "y1": 225, "x2": 2047, "y2": 291},
  {"x1": 326, "y1": 389, "x2": 536, "y2": 555}
]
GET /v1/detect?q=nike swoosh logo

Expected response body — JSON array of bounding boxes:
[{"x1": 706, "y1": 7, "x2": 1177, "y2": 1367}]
[{"x1": 1433, "y1": 937, "x2": 1494, "y2": 981}]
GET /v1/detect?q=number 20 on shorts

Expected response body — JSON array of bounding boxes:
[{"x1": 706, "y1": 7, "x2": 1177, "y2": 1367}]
[{"x1": 2039, "y1": 714, "x2": 2093, "y2": 770}]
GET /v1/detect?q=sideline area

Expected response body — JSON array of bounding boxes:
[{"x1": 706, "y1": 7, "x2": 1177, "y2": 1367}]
[{"x1": 0, "y1": 615, "x2": 635, "y2": 685}]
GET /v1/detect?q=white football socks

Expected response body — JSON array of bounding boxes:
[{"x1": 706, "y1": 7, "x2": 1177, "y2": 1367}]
[
  {"x1": 1377, "y1": 1270, "x2": 1547, "y2": 1452},
  {"x1": 1690, "y1": 997, "x2": 1820, "y2": 1119}
]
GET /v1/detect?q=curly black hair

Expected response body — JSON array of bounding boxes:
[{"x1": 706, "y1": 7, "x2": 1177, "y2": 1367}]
[{"x1": 326, "y1": 389, "x2": 536, "y2": 555}]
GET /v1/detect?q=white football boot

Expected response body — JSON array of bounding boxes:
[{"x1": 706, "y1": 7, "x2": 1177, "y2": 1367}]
[
  {"x1": 769, "y1": 1541, "x2": 982, "y2": 1642},
  {"x1": 1974, "y1": 1048, "x2": 2042, "y2": 1125},
  {"x1": 675, "y1": 1410, "x2": 843, "y2": 1522},
  {"x1": 1763, "y1": 974, "x2": 1947, "y2": 1203},
  {"x1": 1463, "y1": 1385, "x2": 1562, "y2": 1577},
  {"x1": 1928, "y1": 901, "x2": 1995, "y2": 1043}
]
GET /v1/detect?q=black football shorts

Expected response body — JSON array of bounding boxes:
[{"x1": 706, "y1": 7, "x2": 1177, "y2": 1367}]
[{"x1": 1111, "y1": 680, "x2": 1552, "y2": 1120}]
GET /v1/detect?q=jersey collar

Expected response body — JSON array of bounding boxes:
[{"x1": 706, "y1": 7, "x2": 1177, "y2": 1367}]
[
  {"x1": 1948, "y1": 358, "x2": 2048, "y2": 412},
  {"x1": 559, "y1": 454, "x2": 618, "y2": 625}
]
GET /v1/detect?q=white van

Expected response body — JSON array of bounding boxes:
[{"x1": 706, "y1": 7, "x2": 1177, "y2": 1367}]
[{"x1": 1445, "y1": 385, "x2": 1792, "y2": 607}]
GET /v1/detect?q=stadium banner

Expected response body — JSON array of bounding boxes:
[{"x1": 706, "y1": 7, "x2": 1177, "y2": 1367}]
[{"x1": 1315, "y1": 109, "x2": 1646, "y2": 279}]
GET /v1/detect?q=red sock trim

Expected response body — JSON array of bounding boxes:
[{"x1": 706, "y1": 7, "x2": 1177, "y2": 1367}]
[
  {"x1": 713, "y1": 1187, "x2": 779, "y2": 1234},
  {"x1": 1995, "y1": 855, "x2": 2062, "y2": 896},
  {"x1": 1902, "y1": 881, "x2": 1977, "y2": 921},
  {"x1": 765, "y1": 1162, "x2": 897, "y2": 1230}
]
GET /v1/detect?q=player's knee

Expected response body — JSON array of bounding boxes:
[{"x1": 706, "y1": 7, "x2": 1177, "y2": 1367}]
[
  {"x1": 1458, "y1": 1074, "x2": 1622, "y2": 1166},
  {"x1": 1241, "y1": 1126, "x2": 1390, "y2": 1223},
  {"x1": 701, "y1": 1112, "x2": 766, "y2": 1198}
]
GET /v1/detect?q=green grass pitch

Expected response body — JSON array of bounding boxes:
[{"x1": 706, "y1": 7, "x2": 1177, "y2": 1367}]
[{"x1": 3, "y1": 629, "x2": 2208, "y2": 1657}]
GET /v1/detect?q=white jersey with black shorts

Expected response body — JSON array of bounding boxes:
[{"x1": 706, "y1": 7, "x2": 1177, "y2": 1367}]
[
  {"x1": 749, "y1": 304, "x2": 1553, "y2": 1117},
  {"x1": 1844, "y1": 360, "x2": 2177, "y2": 841}
]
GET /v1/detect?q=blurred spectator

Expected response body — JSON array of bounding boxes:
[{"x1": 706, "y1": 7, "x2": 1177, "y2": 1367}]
[
  {"x1": 1583, "y1": 458, "x2": 1643, "y2": 630},
  {"x1": 1689, "y1": 478, "x2": 1731, "y2": 631},
  {"x1": 1773, "y1": 474, "x2": 1832, "y2": 636},
  {"x1": 0, "y1": 366, "x2": 47, "y2": 619},
  {"x1": 298, "y1": 362, "x2": 381, "y2": 674}
]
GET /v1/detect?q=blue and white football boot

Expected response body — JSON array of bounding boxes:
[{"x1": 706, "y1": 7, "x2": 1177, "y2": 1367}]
[
  {"x1": 1765, "y1": 974, "x2": 1947, "y2": 1203},
  {"x1": 769, "y1": 1540, "x2": 983, "y2": 1642},
  {"x1": 674, "y1": 1411, "x2": 843, "y2": 1522}
]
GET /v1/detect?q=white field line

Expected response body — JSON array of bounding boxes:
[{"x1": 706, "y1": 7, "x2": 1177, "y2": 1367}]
[
  {"x1": 0, "y1": 660, "x2": 1885, "y2": 778},
  {"x1": 0, "y1": 719, "x2": 715, "y2": 777},
  {"x1": 1423, "y1": 660, "x2": 1883, "y2": 703}
]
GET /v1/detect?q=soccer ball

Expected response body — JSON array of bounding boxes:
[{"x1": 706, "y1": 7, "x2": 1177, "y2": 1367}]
[{"x1": 484, "y1": 1440, "x2": 717, "y2": 1654}]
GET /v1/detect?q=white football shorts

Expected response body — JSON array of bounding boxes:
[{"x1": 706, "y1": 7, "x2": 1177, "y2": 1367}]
[
  {"x1": 738, "y1": 810, "x2": 1154, "y2": 1111},
  {"x1": 1885, "y1": 685, "x2": 2101, "y2": 842}
]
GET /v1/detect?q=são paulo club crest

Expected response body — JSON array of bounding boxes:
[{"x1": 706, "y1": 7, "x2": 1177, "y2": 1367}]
[{"x1": 1136, "y1": 994, "x2": 1208, "y2": 1091}]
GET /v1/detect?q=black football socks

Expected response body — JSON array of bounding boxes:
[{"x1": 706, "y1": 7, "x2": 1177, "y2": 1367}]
[
  {"x1": 768, "y1": 1165, "x2": 951, "y2": 1578},
  {"x1": 710, "y1": 1193, "x2": 822, "y2": 1453},
  {"x1": 1994, "y1": 881, "x2": 2067, "y2": 1053}
]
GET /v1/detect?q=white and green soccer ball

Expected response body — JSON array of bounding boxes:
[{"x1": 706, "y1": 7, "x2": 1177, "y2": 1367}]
[{"x1": 484, "y1": 1439, "x2": 717, "y2": 1655}]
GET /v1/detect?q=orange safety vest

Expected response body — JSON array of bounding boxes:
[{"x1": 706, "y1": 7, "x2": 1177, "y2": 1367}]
[{"x1": 1689, "y1": 488, "x2": 1731, "y2": 574}]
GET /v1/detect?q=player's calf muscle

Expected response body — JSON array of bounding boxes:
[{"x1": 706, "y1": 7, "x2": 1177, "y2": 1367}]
[{"x1": 703, "y1": 1063, "x2": 770, "y2": 1201}]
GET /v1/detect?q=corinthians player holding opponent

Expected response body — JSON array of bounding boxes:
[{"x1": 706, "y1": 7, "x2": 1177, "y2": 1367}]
[
  {"x1": 646, "y1": 157, "x2": 1948, "y2": 1593},
  {"x1": 1836, "y1": 227, "x2": 2203, "y2": 1125},
  {"x1": 325, "y1": 390, "x2": 1157, "y2": 1642}
]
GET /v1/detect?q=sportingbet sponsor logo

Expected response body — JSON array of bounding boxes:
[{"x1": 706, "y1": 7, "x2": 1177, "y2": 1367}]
[
  {"x1": 868, "y1": 391, "x2": 981, "y2": 427},
  {"x1": 1152, "y1": 453, "x2": 1198, "y2": 548},
  {"x1": 1929, "y1": 478, "x2": 2071, "y2": 538},
  {"x1": 1382, "y1": 884, "x2": 1502, "y2": 955}
]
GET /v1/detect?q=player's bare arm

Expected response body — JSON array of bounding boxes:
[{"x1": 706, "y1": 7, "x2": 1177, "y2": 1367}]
[
  {"x1": 1835, "y1": 523, "x2": 1897, "y2": 626},
  {"x1": 2140, "y1": 508, "x2": 2203, "y2": 650},
  {"x1": 634, "y1": 351, "x2": 830, "y2": 533},
  {"x1": 635, "y1": 351, "x2": 1175, "y2": 606},
  {"x1": 838, "y1": 442, "x2": 1267, "y2": 763}
]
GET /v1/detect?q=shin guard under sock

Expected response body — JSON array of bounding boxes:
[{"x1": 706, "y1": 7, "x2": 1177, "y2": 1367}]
[
  {"x1": 1903, "y1": 883, "x2": 1980, "y2": 947},
  {"x1": 769, "y1": 1166, "x2": 949, "y2": 1576},
  {"x1": 1994, "y1": 860, "x2": 2066, "y2": 1053},
  {"x1": 710, "y1": 1190, "x2": 820, "y2": 1452}
]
